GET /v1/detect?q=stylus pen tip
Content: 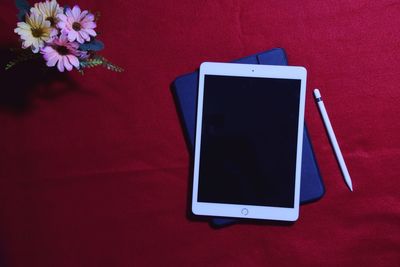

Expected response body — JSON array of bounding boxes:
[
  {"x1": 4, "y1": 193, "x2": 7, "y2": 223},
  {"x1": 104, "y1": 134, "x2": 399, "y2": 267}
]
[{"x1": 348, "y1": 183, "x2": 353, "y2": 192}]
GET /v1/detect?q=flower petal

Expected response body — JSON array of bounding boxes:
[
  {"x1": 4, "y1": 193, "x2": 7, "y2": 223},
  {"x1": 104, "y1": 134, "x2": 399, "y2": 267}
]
[
  {"x1": 59, "y1": 33, "x2": 68, "y2": 42},
  {"x1": 37, "y1": 39, "x2": 45, "y2": 49},
  {"x1": 65, "y1": 8, "x2": 73, "y2": 20},
  {"x1": 31, "y1": 45, "x2": 39, "y2": 53},
  {"x1": 57, "y1": 21, "x2": 66, "y2": 29},
  {"x1": 79, "y1": 10, "x2": 88, "y2": 20},
  {"x1": 85, "y1": 28, "x2": 96, "y2": 37},
  {"x1": 57, "y1": 57, "x2": 65, "y2": 72},
  {"x1": 22, "y1": 40, "x2": 33, "y2": 48},
  {"x1": 31, "y1": 39, "x2": 41, "y2": 53},
  {"x1": 69, "y1": 41, "x2": 79, "y2": 49},
  {"x1": 72, "y1": 6, "x2": 81, "y2": 20},
  {"x1": 42, "y1": 46, "x2": 53, "y2": 53},
  {"x1": 67, "y1": 30, "x2": 77, "y2": 42},
  {"x1": 76, "y1": 33, "x2": 84, "y2": 44},
  {"x1": 82, "y1": 14, "x2": 94, "y2": 23},
  {"x1": 82, "y1": 21, "x2": 96, "y2": 29},
  {"x1": 63, "y1": 56, "x2": 73, "y2": 71},
  {"x1": 46, "y1": 54, "x2": 59, "y2": 67},
  {"x1": 16, "y1": 22, "x2": 30, "y2": 30},
  {"x1": 42, "y1": 20, "x2": 51, "y2": 28},
  {"x1": 58, "y1": 14, "x2": 67, "y2": 22},
  {"x1": 80, "y1": 30, "x2": 89, "y2": 40},
  {"x1": 67, "y1": 55, "x2": 80, "y2": 68}
]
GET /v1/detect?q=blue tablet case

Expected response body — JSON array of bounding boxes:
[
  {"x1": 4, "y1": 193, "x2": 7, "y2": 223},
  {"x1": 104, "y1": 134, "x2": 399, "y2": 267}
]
[{"x1": 172, "y1": 48, "x2": 325, "y2": 226}]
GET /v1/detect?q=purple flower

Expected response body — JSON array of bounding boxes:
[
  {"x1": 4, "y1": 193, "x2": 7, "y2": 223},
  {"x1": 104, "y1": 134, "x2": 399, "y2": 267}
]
[
  {"x1": 57, "y1": 5, "x2": 96, "y2": 44},
  {"x1": 41, "y1": 35, "x2": 84, "y2": 72}
]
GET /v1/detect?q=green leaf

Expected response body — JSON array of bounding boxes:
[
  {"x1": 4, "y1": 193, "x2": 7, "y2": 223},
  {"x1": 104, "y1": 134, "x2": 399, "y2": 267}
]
[
  {"x1": 15, "y1": 0, "x2": 30, "y2": 21},
  {"x1": 79, "y1": 55, "x2": 124, "y2": 73},
  {"x1": 5, "y1": 50, "x2": 40, "y2": 70},
  {"x1": 79, "y1": 58, "x2": 103, "y2": 68},
  {"x1": 79, "y1": 39, "x2": 105, "y2": 51}
]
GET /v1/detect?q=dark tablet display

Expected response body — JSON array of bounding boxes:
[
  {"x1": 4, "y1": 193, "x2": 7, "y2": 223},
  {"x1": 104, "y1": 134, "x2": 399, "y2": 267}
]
[{"x1": 197, "y1": 75, "x2": 301, "y2": 208}]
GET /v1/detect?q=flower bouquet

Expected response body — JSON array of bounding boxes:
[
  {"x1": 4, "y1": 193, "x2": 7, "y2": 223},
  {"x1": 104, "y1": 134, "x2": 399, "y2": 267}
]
[{"x1": 7, "y1": 0, "x2": 123, "y2": 73}]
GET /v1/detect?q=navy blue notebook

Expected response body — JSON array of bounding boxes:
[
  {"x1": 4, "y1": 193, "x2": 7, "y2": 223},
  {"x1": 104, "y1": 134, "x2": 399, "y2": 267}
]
[{"x1": 172, "y1": 48, "x2": 325, "y2": 226}]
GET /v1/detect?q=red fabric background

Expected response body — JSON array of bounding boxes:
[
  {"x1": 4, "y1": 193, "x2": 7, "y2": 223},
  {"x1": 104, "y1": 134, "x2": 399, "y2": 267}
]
[{"x1": 0, "y1": 0, "x2": 399, "y2": 266}]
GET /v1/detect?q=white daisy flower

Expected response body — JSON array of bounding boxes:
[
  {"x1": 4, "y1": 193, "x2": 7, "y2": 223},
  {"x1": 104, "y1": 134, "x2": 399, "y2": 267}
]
[
  {"x1": 14, "y1": 12, "x2": 53, "y2": 53},
  {"x1": 30, "y1": 0, "x2": 63, "y2": 27}
]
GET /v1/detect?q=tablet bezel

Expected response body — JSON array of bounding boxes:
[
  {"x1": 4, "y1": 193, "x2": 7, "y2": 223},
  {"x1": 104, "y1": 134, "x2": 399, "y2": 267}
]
[{"x1": 192, "y1": 62, "x2": 307, "y2": 221}]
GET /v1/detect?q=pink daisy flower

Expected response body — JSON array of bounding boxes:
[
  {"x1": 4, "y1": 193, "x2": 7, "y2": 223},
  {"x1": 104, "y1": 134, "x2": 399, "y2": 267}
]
[
  {"x1": 57, "y1": 5, "x2": 97, "y2": 44},
  {"x1": 41, "y1": 35, "x2": 85, "y2": 72}
]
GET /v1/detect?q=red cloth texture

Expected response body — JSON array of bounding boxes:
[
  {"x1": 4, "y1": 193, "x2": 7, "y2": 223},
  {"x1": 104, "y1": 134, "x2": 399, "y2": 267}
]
[{"x1": 0, "y1": 0, "x2": 399, "y2": 266}]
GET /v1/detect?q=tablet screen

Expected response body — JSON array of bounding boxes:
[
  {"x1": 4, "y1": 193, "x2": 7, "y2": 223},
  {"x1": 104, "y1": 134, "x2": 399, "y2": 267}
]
[{"x1": 198, "y1": 75, "x2": 301, "y2": 208}]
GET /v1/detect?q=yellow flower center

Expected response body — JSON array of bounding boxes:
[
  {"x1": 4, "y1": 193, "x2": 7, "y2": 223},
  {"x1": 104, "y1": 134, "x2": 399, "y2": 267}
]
[
  {"x1": 46, "y1": 16, "x2": 55, "y2": 27},
  {"x1": 72, "y1": 22, "x2": 82, "y2": 31},
  {"x1": 31, "y1": 27, "x2": 44, "y2": 38}
]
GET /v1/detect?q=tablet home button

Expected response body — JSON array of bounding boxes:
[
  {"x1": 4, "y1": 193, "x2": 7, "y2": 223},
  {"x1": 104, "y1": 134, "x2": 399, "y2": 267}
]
[{"x1": 241, "y1": 208, "x2": 249, "y2": 216}]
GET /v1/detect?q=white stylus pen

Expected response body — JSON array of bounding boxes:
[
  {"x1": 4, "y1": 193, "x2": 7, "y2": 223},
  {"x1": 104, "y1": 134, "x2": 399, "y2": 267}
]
[{"x1": 314, "y1": 89, "x2": 353, "y2": 192}]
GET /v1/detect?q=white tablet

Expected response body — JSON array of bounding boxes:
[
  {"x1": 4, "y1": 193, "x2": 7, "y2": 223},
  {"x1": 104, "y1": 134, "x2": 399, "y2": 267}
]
[{"x1": 192, "y1": 62, "x2": 307, "y2": 221}]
